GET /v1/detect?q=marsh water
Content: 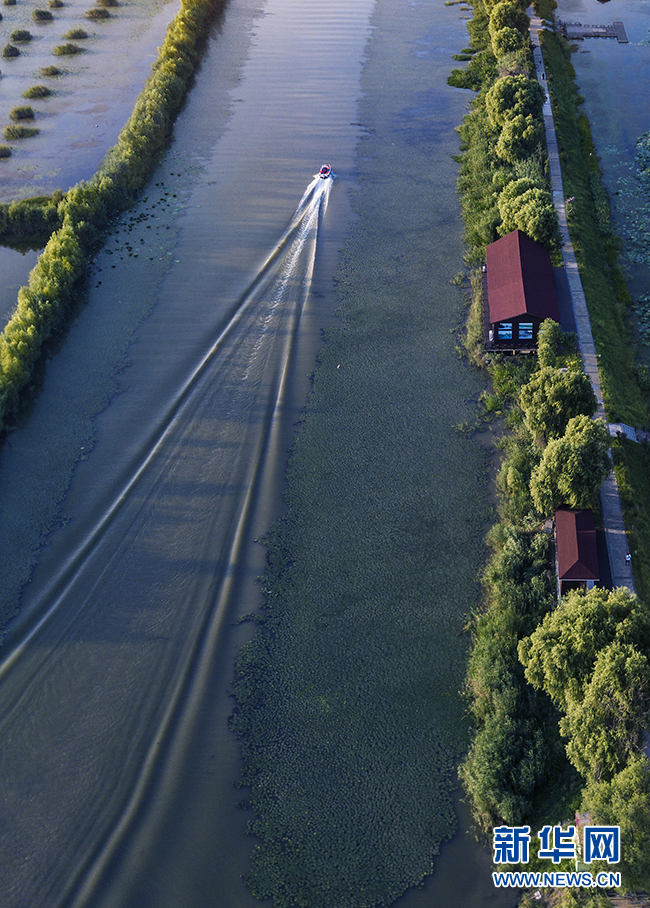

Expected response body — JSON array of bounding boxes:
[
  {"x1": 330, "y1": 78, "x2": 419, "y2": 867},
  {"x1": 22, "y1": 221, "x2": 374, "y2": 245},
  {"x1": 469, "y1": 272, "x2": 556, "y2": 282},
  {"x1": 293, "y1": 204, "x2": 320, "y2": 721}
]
[{"x1": 0, "y1": 0, "x2": 520, "y2": 906}]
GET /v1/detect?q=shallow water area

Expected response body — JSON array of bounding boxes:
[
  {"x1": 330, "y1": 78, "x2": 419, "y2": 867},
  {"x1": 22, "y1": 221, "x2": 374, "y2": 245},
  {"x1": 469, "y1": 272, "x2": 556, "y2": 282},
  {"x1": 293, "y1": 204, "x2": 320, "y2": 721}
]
[
  {"x1": 0, "y1": 0, "x2": 179, "y2": 200},
  {"x1": 0, "y1": 244, "x2": 40, "y2": 325}
]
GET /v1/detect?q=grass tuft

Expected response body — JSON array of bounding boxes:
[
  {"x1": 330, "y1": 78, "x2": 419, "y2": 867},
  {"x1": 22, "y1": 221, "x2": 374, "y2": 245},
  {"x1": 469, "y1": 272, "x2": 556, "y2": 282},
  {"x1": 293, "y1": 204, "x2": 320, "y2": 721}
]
[
  {"x1": 2, "y1": 43, "x2": 20, "y2": 57},
  {"x1": 0, "y1": 145, "x2": 12, "y2": 158},
  {"x1": 53, "y1": 42, "x2": 83, "y2": 55},
  {"x1": 3, "y1": 125, "x2": 39, "y2": 139},
  {"x1": 85, "y1": 6, "x2": 109, "y2": 18},
  {"x1": 33, "y1": 8, "x2": 53, "y2": 19},
  {"x1": 23, "y1": 85, "x2": 52, "y2": 98},
  {"x1": 9, "y1": 105, "x2": 35, "y2": 120}
]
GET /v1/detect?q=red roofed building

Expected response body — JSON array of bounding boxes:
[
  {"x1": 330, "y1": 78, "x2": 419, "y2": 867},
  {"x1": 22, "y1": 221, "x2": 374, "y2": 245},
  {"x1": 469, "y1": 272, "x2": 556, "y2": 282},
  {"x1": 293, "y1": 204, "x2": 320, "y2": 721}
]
[
  {"x1": 555, "y1": 506, "x2": 599, "y2": 597},
  {"x1": 483, "y1": 230, "x2": 561, "y2": 350}
]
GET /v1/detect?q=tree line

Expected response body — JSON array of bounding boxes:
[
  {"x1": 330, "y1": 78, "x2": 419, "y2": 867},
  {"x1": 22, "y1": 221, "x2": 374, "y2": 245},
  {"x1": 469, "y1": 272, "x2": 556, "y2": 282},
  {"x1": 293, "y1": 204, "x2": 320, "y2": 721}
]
[
  {"x1": 452, "y1": 0, "x2": 650, "y2": 891},
  {"x1": 449, "y1": 0, "x2": 559, "y2": 260}
]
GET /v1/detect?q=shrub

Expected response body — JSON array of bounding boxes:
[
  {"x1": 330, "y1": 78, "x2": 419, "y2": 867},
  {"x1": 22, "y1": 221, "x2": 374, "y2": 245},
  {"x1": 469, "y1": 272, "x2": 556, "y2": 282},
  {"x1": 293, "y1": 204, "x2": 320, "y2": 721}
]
[
  {"x1": 10, "y1": 29, "x2": 32, "y2": 41},
  {"x1": 63, "y1": 28, "x2": 87, "y2": 38},
  {"x1": 40, "y1": 64, "x2": 60, "y2": 75},
  {"x1": 0, "y1": 145, "x2": 11, "y2": 158},
  {"x1": 3, "y1": 125, "x2": 39, "y2": 139},
  {"x1": 96, "y1": 0, "x2": 118, "y2": 6},
  {"x1": 23, "y1": 85, "x2": 52, "y2": 98},
  {"x1": 10, "y1": 105, "x2": 35, "y2": 120},
  {"x1": 3, "y1": 0, "x2": 17, "y2": 6},
  {"x1": 33, "y1": 8, "x2": 53, "y2": 19},
  {"x1": 86, "y1": 7, "x2": 109, "y2": 17},
  {"x1": 53, "y1": 42, "x2": 83, "y2": 54},
  {"x1": 2, "y1": 44, "x2": 20, "y2": 58},
  {"x1": 48, "y1": 0, "x2": 63, "y2": 5}
]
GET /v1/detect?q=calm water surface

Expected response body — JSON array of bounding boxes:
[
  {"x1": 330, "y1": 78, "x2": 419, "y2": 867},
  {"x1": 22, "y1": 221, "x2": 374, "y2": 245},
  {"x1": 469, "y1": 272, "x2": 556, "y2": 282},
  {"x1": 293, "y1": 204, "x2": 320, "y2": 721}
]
[
  {"x1": 554, "y1": 0, "x2": 650, "y2": 300},
  {"x1": 0, "y1": 0, "x2": 514, "y2": 905}
]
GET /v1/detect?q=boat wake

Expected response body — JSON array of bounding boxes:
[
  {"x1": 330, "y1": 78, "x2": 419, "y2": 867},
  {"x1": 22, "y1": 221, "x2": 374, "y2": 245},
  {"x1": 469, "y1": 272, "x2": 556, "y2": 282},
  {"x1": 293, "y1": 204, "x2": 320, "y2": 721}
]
[{"x1": 0, "y1": 173, "x2": 332, "y2": 908}]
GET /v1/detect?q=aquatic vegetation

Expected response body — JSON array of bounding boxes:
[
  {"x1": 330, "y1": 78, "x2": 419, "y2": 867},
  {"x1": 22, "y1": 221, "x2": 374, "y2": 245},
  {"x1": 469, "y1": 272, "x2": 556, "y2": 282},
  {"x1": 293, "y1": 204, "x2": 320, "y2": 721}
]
[
  {"x1": 86, "y1": 7, "x2": 110, "y2": 17},
  {"x1": 9, "y1": 106, "x2": 35, "y2": 120},
  {"x1": 2, "y1": 43, "x2": 20, "y2": 57},
  {"x1": 33, "y1": 8, "x2": 54, "y2": 19},
  {"x1": 3, "y1": 125, "x2": 39, "y2": 139},
  {"x1": 0, "y1": 145, "x2": 11, "y2": 158},
  {"x1": 10, "y1": 29, "x2": 33, "y2": 42},
  {"x1": 0, "y1": 0, "x2": 229, "y2": 431},
  {"x1": 231, "y1": 257, "x2": 487, "y2": 905},
  {"x1": 0, "y1": 194, "x2": 62, "y2": 243},
  {"x1": 632, "y1": 294, "x2": 650, "y2": 344},
  {"x1": 62, "y1": 28, "x2": 88, "y2": 39},
  {"x1": 22, "y1": 85, "x2": 52, "y2": 98},
  {"x1": 40, "y1": 64, "x2": 61, "y2": 75},
  {"x1": 53, "y1": 42, "x2": 84, "y2": 55}
]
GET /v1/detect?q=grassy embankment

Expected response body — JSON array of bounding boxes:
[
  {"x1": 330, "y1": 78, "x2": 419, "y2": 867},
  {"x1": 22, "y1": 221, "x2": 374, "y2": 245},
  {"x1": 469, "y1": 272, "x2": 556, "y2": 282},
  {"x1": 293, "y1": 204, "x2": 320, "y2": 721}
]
[
  {"x1": 0, "y1": 0, "x2": 228, "y2": 433},
  {"x1": 452, "y1": 0, "x2": 650, "y2": 901},
  {"x1": 537, "y1": 27, "x2": 650, "y2": 602},
  {"x1": 449, "y1": 0, "x2": 582, "y2": 840}
]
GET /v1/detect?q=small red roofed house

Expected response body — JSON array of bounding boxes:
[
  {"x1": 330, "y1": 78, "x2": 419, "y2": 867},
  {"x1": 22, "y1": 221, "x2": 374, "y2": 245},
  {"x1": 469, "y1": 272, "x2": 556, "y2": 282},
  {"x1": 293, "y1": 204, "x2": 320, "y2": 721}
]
[
  {"x1": 555, "y1": 506, "x2": 599, "y2": 598},
  {"x1": 484, "y1": 229, "x2": 561, "y2": 351}
]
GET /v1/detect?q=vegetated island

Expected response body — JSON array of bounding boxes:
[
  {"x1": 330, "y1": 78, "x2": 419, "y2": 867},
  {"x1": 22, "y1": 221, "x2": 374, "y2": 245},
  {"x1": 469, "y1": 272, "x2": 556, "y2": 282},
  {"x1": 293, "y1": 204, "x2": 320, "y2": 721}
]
[
  {"x1": 449, "y1": 0, "x2": 650, "y2": 904},
  {"x1": 0, "y1": 0, "x2": 230, "y2": 436}
]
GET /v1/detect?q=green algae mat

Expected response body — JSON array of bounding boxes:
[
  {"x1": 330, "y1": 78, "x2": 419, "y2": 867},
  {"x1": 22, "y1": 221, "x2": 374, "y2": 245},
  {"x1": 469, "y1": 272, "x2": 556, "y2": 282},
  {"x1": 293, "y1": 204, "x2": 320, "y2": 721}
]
[{"x1": 230, "y1": 2, "x2": 492, "y2": 906}]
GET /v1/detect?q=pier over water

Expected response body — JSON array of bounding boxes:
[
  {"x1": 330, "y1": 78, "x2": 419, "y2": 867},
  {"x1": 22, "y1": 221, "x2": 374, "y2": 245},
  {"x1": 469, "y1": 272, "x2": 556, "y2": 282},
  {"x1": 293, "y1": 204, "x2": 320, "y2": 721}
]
[{"x1": 558, "y1": 19, "x2": 628, "y2": 44}]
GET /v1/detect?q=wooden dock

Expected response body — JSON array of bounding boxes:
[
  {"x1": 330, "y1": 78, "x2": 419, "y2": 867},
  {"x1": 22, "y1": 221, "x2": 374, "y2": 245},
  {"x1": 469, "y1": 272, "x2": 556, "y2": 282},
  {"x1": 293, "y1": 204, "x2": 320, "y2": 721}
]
[{"x1": 558, "y1": 19, "x2": 628, "y2": 44}]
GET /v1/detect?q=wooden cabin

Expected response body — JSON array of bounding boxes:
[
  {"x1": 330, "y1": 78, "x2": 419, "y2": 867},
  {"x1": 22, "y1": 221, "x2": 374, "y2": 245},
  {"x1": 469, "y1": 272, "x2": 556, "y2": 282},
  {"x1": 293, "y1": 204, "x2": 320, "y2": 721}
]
[
  {"x1": 555, "y1": 506, "x2": 599, "y2": 598},
  {"x1": 483, "y1": 230, "x2": 561, "y2": 352}
]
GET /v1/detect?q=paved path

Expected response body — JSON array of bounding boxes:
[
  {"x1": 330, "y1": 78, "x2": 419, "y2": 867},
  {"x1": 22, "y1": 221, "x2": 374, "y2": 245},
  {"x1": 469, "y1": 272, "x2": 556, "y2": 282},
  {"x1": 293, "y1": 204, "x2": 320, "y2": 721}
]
[{"x1": 529, "y1": 15, "x2": 636, "y2": 594}]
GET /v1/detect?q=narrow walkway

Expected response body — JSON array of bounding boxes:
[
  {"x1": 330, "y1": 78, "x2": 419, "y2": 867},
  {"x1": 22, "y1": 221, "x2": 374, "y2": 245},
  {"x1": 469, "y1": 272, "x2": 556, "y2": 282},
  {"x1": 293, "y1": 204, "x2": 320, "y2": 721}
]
[{"x1": 529, "y1": 15, "x2": 636, "y2": 594}]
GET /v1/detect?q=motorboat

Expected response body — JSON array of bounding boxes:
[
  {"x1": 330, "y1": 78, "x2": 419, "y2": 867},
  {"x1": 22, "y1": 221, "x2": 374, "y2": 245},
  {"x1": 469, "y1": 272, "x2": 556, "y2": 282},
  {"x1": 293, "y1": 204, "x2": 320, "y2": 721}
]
[{"x1": 319, "y1": 164, "x2": 332, "y2": 179}]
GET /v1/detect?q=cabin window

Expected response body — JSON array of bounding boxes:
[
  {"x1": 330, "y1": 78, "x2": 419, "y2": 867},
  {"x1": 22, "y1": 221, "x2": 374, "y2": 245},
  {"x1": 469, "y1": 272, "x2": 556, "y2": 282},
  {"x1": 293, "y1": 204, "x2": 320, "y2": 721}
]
[
  {"x1": 497, "y1": 322, "x2": 512, "y2": 339},
  {"x1": 519, "y1": 322, "x2": 533, "y2": 340}
]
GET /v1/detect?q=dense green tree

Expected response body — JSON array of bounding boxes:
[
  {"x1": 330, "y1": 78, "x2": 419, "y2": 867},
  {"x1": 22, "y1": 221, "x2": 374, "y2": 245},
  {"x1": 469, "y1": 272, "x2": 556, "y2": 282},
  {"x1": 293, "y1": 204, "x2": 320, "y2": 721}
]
[
  {"x1": 519, "y1": 586, "x2": 650, "y2": 712},
  {"x1": 582, "y1": 756, "x2": 650, "y2": 890},
  {"x1": 460, "y1": 527, "x2": 557, "y2": 830},
  {"x1": 529, "y1": 415, "x2": 610, "y2": 514},
  {"x1": 496, "y1": 113, "x2": 543, "y2": 164},
  {"x1": 491, "y1": 25, "x2": 528, "y2": 59},
  {"x1": 519, "y1": 366, "x2": 597, "y2": 441},
  {"x1": 561, "y1": 642, "x2": 650, "y2": 779},
  {"x1": 498, "y1": 182, "x2": 559, "y2": 248},
  {"x1": 488, "y1": 1, "x2": 530, "y2": 41},
  {"x1": 485, "y1": 75, "x2": 545, "y2": 128}
]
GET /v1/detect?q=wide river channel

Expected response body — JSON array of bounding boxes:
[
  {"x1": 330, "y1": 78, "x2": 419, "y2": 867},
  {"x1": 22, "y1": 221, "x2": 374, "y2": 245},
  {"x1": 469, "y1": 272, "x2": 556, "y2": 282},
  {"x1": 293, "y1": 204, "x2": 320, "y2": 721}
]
[{"x1": 0, "y1": 0, "x2": 531, "y2": 905}]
